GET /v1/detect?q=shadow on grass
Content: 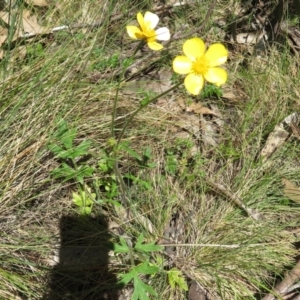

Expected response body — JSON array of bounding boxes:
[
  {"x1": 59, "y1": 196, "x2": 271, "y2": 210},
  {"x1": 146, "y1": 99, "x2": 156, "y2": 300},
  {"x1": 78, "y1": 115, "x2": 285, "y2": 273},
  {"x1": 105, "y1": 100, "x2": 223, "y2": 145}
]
[{"x1": 44, "y1": 214, "x2": 123, "y2": 300}]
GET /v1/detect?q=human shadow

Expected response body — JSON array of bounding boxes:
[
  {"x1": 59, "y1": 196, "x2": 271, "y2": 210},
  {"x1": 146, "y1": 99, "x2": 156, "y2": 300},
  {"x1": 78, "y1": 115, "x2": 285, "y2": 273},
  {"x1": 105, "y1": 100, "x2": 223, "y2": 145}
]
[{"x1": 44, "y1": 214, "x2": 122, "y2": 300}]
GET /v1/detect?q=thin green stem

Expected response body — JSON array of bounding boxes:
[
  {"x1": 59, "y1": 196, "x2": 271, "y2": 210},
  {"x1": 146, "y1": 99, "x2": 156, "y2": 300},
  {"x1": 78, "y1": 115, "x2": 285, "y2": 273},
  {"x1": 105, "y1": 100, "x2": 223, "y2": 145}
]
[
  {"x1": 132, "y1": 40, "x2": 144, "y2": 57},
  {"x1": 111, "y1": 41, "x2": 144, "y2": 138},
  {"x1": 117, "y1": 80, "x2": 183, "y2": 145},
  {"x1": 111, "y1": 69, "x2": 125, "y2": 138}
]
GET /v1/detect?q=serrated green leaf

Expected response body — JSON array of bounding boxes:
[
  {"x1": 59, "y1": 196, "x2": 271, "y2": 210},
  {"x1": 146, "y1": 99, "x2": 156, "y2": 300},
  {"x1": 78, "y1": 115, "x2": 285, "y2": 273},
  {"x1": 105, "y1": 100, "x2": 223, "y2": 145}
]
[
  {"x1": 51, "y1": 163, "x2": 75, "y2": 180},
  {"x1": 80, "y1": 206, "x2": 92, "y2": 215},
  {"x1": 135, "y1": 261, "x2": 159, "y2": 275},
  {"x1": 167, "y1": 268, "x2": 188, "y2": 291},
  {"x1": 98, "y1": 158, "x2": 109, "y2": 172},
  {"x1": 78, "y1": 165, "x2": 94, "y2": 177},
  {"x1": 56, "y1": 148, "x2": 76, "y2": 159},
  {"x1": 117, "y1": 269, "x2": 136, "y2": 286},
  {"x1": 72, "y1": 192, "x2": 83, "y2": 207},
  {"x1": 56, "y1": 140, "x2": 91, "y2": 160},
  {"x1": 124, "y1": 174, "x2": 152, "y2": 190},
  {"x1": 119, "y1": 142, "x2": 142, "y2": 161},
  {"x1": 48, "y1": 143, "x2": 64, "y2": 155},
  {"x1": 69, "y1": 140, "x2": 91, "y2": 159},
  {"x1": 139, "y1": 278, "x2": 157, "y2": 296},
  {"x1": 136, "y1": 243, "x2": 163, "y2": 252},
  {"x1": 140, "y1": 97, "x2": 150, "y2": 107},
  {"x1": 118, "y1": 263, "x2": 158, "y2": 300},
  {"x1": 136, "y1": 233, "x2": 144, "y2": 247},
  {"x1": 61, "y1": 128, "x2": 76, "y2": 149},
  {"x1": 113, "y1": 237, "x2": 129, "y2": 253},
  {"x1": 52, "y1": 119, "x2": 68, "y2": 138},
  {"x1": 131, "y1": 274, "x2": 158, "y2": 300},
  {"x1": 135, "y1": 234, "x2": 163, "y2": 253},
  {"x1": 132, "y1": 276, "x2": 150, "y2": 300},
  {"x1": 72, "y1": 191, "x2": 94, "y2": 207}
]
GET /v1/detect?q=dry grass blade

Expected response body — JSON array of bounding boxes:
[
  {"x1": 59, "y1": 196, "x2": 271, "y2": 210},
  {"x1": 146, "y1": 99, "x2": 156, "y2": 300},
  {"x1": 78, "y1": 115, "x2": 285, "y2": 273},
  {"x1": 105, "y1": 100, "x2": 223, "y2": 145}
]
[
  {"x1": 282, "y1": 179, "x2": 300, "y2": 204},
  {"x1": 24, "y1": 0, "x2": 49, "y2": 6}
]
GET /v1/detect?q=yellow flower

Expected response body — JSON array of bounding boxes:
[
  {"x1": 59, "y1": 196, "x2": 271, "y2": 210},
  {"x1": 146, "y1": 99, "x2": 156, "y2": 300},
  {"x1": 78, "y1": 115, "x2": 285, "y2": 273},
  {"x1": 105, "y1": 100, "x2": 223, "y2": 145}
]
[
  {"x1": 126, "y1": 11, "x2": 170, "y2": 51},
  {"x1": 173, "y1": 38, "x2": 228, "y2": 95}
]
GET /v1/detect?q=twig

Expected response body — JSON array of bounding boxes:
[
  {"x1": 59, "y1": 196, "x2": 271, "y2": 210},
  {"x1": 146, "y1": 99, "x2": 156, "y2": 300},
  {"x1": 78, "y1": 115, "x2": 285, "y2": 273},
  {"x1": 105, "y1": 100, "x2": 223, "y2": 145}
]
[
  {"x1": 207, "y1": 180, "x2": 265, "y2": 221},
  {"x1": 262, "y1": 259, "x2": 300, "y2": 300},
  {"x1": 160, "y1": 242, "x2": 275, "y2": 248}
]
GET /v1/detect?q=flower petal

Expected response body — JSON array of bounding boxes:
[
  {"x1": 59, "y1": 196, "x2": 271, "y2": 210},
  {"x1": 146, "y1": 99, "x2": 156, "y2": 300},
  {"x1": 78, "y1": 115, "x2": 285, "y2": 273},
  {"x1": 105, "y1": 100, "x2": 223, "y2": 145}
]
[
  {"x1": 183, "y1": 38, "x2": 206, "y2": 61},
  {"x1": 144, "y1": 11, "x2": 159, "y2": 29},
  {"x1": 148, "y1": 41, "x2": 163, "y2": 51},
  {"x1": 126, "y1": 26, "x2": 143, "y2": 40},
  {"x1": 137, "y1": 12, "x2": 146, "y2": 32},
  {"x1": 204, "y1": 43, "x2": 228, "y2": 67},
  {"x1": 155, "y1": 27, "x2": 170, "y2": 41},
  {"x1": 173, "y1": 56, "x2": 192, "y2": 74},
  {"x1": 204, "y1": 67, "x2": 227, "y2": 86},
  {"x1": 184, "y1": 73, "x2": 204, "y2": 95}
]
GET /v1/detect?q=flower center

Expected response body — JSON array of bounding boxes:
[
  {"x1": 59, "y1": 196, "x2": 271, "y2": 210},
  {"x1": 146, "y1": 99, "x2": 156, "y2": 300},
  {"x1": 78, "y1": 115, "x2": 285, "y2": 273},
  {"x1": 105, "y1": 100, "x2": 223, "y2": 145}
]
[
  {"x1": 193, "y1": 56, "x2": 209, "y2": 75},
  {"x1": 144, "y1": 27, "x2": 156, "y2": 42}
]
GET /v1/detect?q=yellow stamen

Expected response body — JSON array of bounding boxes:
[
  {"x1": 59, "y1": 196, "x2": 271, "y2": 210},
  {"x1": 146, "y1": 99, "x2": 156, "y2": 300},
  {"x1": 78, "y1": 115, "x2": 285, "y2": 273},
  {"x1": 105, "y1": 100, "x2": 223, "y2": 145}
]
[
  {"x1": 142, "y1": 28, "x2": 156, "y2": 43},
  {"x1": 193, "y1": 56, "x2": 209, "y2": 75}
]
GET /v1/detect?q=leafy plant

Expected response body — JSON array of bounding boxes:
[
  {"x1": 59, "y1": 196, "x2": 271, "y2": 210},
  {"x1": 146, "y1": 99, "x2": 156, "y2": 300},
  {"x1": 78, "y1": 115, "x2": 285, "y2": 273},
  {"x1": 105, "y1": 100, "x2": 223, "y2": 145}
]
[
  {"x1": 167, "y1": 268, "x2": 188, "y2": 292},
  {"x1": 119, "y1": 141, "x2": 156, "y2": 168},
  {"x1": 72, "y1": 186, "x2": 95, "y2": 215},
  {"x1": 114, "y1": 234, "x2": 163, "y2": 300},
  {"x1": 201, "y1": 83, "x2": 223, "y2": 98},
  {"x1": 48, "y1": 119, "x2": 95, "y2": 214},
  {"x1": 165, "y1": 150, "x2": 178, "y2": 175},
  {"x1": 91, "y1": 48, "x2": 121, "y2": 71}
]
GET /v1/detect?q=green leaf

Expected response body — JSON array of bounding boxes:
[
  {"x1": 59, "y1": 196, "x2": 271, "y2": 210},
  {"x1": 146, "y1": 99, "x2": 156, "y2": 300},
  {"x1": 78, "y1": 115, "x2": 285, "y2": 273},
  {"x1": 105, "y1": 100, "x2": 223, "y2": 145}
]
[
  {"x1": 140, "y1": 97, "x2": 150, "y2": 107},
  {"x1": 165, "y1": 153, "x2": 178, "y2": 175},
  {"x1": 113, "y1": 237, "x2": 129, "y2": 254},
  {"x1": 61, "y1": 127, "x2": 77, "y2": 149},
  {"x1": 135, "y1": 261, "x2": 159, "y2": 275},
  {"x1": 51, "y1": 163, "x2": 93, "y2": 184},
  {"x1": 134, "y1": 234, "x2": 163, "y2": 253},
  {"x1": 72, "y1": 191, "x2": 94, "y2": 207},
  {"x1": 143, "y1": 147, "x2": 152, "y2": 160},
  {"x1": 123, "y1": 174, "x2": 152, "y2": 190},
  {"x1": 167, "y1": 268, "x2": 188, "y2": 291},
  {"x1": 52, "y1": 119, "x2": 68, "y2": 138},
  {"x1": 72, "y1": 188, "x2": 95, "y2": 215},
  {"x1": 80, "y1": 206, "x2": 92, "y2": 215},
  {"x1": 98, "y1": 198, "x2": 121, "y2": 207},
  {"x1": 118, "y1": 269, "x2": 136, "y2": 286},
  {"x1": 57, "y1": 140, "x2": 91, "y2": 159},
  {"x1": 132, "y1": 276, "x2": 150, "y2": 300},
  {"x1": 56, "y1": 148, "x2": 76, "y2": 159},
  {"x1": 51, "y1": 163, "x2": 76, "y2": 181},
  {"x1": 139, "y1": 279, "x2": 157, "y2": 296},
  {"x1": 48, "y1": 143, "x2": 64, "y2": 156},
  {"x1": 119, "y1": 142, "x2": 142, "y2": 161},
  {"x1": 118, "y1": 263, "x2": 159, "y2": 300},
  {"x1": 76, "y1": 165, "x2": 94, "y2": 184},
  {"x1": 98, "y1": 158, "x2": 110, "y2": 172},
  {"x1": 69, "y1": 140, "x2": 91, "y2": 159}
]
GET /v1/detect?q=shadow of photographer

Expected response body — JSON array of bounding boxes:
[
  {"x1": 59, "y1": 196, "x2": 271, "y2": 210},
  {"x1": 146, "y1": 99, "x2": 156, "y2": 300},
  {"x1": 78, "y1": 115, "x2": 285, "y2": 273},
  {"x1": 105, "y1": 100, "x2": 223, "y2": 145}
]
[{"x1": 44, "y1": 214, "x2": 122, "y2": 299}]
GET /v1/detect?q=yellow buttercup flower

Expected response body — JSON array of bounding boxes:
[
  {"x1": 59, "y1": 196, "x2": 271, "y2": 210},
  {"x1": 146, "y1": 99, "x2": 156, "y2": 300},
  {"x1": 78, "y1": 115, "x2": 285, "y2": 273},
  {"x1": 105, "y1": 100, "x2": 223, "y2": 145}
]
[
  {"x1": 126, "y1": 11, "x2": 170, "y2": 51},
  {"x1": 173, "y1": 38, "x2": 228, "y2": 95}
]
